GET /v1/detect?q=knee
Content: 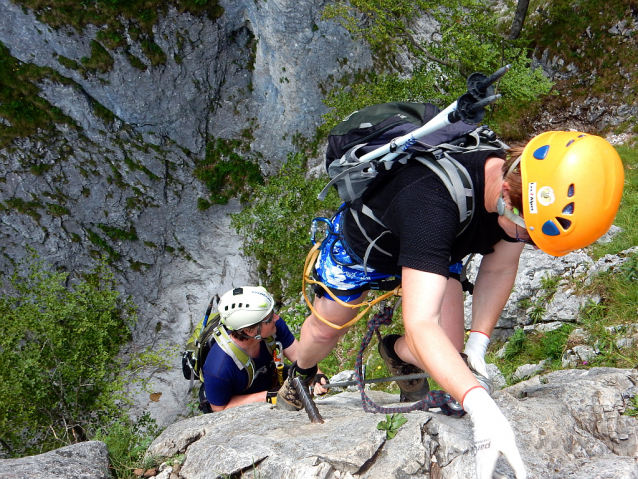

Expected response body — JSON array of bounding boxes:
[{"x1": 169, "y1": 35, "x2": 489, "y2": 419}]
[{"x1": 306, "y1": 313, "x2": 348, "y2": 343}]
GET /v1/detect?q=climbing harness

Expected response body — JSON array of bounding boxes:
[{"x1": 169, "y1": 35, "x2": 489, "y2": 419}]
[{"x1": 302, "y1": 231, "x2": 401, "y2": 331}]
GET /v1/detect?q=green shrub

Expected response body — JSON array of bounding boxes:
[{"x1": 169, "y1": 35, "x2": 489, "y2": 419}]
[
  {"x1": 503, "y1": 328, "x2": 527, "y2": 360},
  {"x1": 231, "y1": 152, "x2": 340, "y2": 301},
  {"x1": 321, "y1": 0, "x2": 554, "y2": 139},
  {"x1": 0, "y1": 254, "x2": 135, "y2": 456},
  {"x1": 490, "y1": 325, "x2": 573, "y2": 385},
  {"x1": 0, "y1": 44, "x2": 76, "y2": 147},
  {"x1": 93, "y1": 413, "x2": 162, "y2": 478},
  {"x1": 81, "y1": 40, "x2": 115, "y2": 74},
  {"x1": 140, "y1": 40, "x2": 166, "y2": 67}
]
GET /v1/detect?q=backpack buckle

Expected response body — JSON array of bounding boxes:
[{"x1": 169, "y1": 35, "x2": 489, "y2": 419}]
[{"x1": 477, "y1": 125, "x2": 497, "y2": 142}]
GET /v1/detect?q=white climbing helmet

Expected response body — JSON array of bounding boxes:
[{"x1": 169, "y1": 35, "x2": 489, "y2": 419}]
[{"x1": 218, "y1": 286, "x2": 274, "y2": 331}]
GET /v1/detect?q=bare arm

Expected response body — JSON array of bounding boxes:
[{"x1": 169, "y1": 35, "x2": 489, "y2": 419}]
[
  {"x1": 471, "y1": 239, "x2": 524, "y2": 335},
  {"x1": 401, "y1": 267, "x2": 479, "y2": 402},
  {"x1": 282, "y1": 339, "x2": 299, "y2": 363},
  {"x1": 210, "y1": 391, "x2": 267, "y2": 412},
  {"x1": 209, "y1": 339, "x2": 302, "y2": 412}
]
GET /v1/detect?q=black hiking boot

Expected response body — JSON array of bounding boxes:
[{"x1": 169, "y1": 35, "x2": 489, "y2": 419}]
[
  {"x1": 276, "y1": 363, "x2": 318, "y2": 411},
  {"x1": 460, "y1": 353, "x2": 494, "y2": 396},
  {"x1": 378, "y1": 334, "x2": 430, "y2": 403}
]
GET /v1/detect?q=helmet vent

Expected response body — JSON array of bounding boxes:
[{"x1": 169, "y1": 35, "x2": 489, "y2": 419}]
[
  {"x1": 556, "y1": 217, "x2": 572, "y2": 230},
  {"x1": 542, "y1": 220, "x2": 561, "y2": 236},
  {"x1": 533, "y1": 145, "x2": 550, "y2": 160},
  {"x1": 566, "y1": 139, "x2": 575, "y2": 147},
  {"x1": 238, "y1": 303, "x2": 243, "y2": 307},
  {"x1": 568, "y1": 184, "x2": 575, "y2": 197},
  {"x1": 562, "y1": 202, "x2": 574, "y2": 215}
]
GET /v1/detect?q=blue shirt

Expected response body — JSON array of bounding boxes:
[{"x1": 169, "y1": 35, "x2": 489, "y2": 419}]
[{"x1": 202, "y1": 317, "x2": 295, "y2": 407}]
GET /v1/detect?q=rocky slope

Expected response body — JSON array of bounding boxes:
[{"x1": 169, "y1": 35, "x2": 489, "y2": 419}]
[
  {"x1": 142, "y1": 368, "x2": 638, "y2": 478},
  {"x1": 2, "y1": 367, "x2": 637, "y2": 478},
  {"x1": 1, "y1": 0, "x2": 637, "y2": 451}
]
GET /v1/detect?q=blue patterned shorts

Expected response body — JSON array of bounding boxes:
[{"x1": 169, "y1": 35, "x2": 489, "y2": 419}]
[{"x1": 313, "y1": 209, "x2": 463, "y2": 303}]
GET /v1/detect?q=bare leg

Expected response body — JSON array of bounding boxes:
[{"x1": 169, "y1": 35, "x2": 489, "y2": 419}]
[
  {"x1": 296, "y1": 292, "x2": 368, "y2": 369},
  {"x1": 394, "y1": 277, "x2": 465, "y2": 367}
]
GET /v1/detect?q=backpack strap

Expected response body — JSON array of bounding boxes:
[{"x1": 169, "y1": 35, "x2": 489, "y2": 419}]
[
  {"x1": 212, "y1": 326, "x2": 256, "y2": 388},
  {"x1": 350, "y1": 207, "x2": 393, "y2": 274},
  {"x1": 318, "y1": 145, "x2": 377, "y2": 202},
  {"x1": 414, "y1": 153, "x2": 474, "y2": 235},
  {"x1": 264, "y1": 335, "x2": 277, "y2": 356},
  {"x1": 344, "y1": 152, "x2": 476, "y2": 272}
]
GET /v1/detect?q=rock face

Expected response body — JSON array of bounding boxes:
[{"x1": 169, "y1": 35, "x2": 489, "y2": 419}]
[
  {"x1": 0, "y1": 441, "x2": 111, "y2": 479},
  {"x1": 0, "y1": 0, "x2": 373, "y2": 426},
  {"x1": 463, "y1": 242, "x2": 634, "y2": 342},
  {"x1": 147, "y1": 368, "x2": 638, "y2": 479}
]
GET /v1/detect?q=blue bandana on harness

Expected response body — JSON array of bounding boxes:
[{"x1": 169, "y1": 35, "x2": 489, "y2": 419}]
[{"x1": 312, "y1": 208, "x2": 463, "y2": 303}]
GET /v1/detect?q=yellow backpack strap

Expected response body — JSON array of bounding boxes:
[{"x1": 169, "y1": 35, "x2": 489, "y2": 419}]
[
  {"x1": 264, "y1": 334, "x2": 277, "y2": 356},
  {"x1": 212, "y1": 326, "x2": 256, "y2": 388}
]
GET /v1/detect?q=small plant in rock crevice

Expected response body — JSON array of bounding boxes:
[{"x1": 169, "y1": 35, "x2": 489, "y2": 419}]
[
  {"x1": 377, "y1": 413, "x2": 408, "y2": 439},
  {"x1": 623, "y1": 396, "x2": 638, "y2": 418}
]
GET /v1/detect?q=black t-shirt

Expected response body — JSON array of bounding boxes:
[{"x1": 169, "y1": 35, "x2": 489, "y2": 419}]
[{"x1": 342, "y1": 150, "x2": 515, "y2": 277}]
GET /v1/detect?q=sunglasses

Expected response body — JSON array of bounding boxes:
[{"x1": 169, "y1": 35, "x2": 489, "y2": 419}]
[
  {"x1": 261, "y1": 311, "x2": 275, "y2": 325},
  {"x1": 516, "y1": 224, "x2": 536, "y2": 247}
]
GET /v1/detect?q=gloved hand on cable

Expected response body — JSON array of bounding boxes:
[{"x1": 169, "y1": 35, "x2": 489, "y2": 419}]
[
  {"x1": 312, "y1": 373, "x2": 330, "y2": 396},
  {"x1": 463, "y1": 387, "x2": 527, "y2": 479},
  {"x1": 464, "y1": 331, "x2": 490, "y2": 377},
  {"x1": 464, "y1": 330, "x2": 494, "y2": 395}
]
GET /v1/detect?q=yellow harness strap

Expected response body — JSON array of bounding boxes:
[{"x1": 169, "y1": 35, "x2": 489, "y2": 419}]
[{"x1": 302, "y1": 240, "x2": 401, "y2": 330}]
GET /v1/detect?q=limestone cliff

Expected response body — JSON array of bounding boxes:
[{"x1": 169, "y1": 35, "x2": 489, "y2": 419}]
[{"x1": 0, "y1": 0, "x2": 372, "y2": 425}]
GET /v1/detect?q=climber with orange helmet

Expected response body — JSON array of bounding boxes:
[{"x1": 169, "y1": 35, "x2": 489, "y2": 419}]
[{"x1": 277, "y1": 129, "x2": 624, "y2": 479}]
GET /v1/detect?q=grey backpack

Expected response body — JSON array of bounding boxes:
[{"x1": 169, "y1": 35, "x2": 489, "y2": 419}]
[{"x1": 318, "y1": 102, "x2": 508, "y2": 236}]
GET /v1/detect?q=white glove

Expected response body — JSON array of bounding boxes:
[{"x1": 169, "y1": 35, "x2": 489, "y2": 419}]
[
  {"x1": 463, "y1": 387, "x2": 527, "y2": 479},
  {"x1": 464, "y1": 331, "x2": 490, "y2": 379}
]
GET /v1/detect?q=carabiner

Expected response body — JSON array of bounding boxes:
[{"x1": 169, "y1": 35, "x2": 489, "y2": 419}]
[
  {"x1": 274, "y1": 341, "x2": 284, "y2": 386},
  {"x1": 310, "y1": 217, "x2": 336, "y2": 245}
]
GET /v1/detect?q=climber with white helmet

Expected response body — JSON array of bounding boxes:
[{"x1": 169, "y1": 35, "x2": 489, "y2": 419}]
[
  {"x1": 278, "y1": 129, "x2": 624, "y2": 479},
  {"x1": 201, "y1": 286, "x2": 328, "y2": 412}
]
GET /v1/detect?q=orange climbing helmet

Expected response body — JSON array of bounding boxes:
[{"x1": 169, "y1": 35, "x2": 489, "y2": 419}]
[{"x1": 518, "y1": 131, "x2": 624, "y2": 256}]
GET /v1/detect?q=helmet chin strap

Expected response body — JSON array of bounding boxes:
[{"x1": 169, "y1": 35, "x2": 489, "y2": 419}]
[
  {"x1": 496, "y1": 196, "x2": 526, "y2": 228},
  {"x1": 242, "y1": 322, "x2": 263, "y2": 340}
]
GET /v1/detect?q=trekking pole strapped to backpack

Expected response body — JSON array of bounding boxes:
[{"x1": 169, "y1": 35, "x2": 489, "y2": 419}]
[
  {"x1": 356, "y1": 64, "x2": 510, "y2": 166},
  {"x1": 318, "y1": 66, "x2": 510, "y2": 239}
]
